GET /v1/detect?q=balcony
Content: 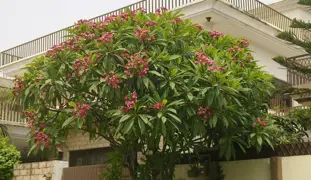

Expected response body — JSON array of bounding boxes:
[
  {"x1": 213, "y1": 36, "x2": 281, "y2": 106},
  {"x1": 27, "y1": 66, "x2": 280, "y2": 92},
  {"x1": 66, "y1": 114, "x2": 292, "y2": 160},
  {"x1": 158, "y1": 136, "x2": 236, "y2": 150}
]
[
  {"x1": 0, "y1": 102, "x2": 25, "y2": 126},
  {"x1": 286, "y1": 54, "x2": 311, "y2": 87}
]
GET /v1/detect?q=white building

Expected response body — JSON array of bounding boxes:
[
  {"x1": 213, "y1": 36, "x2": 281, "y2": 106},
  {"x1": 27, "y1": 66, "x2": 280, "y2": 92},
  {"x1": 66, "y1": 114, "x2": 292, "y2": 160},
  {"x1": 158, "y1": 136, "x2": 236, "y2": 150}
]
[{"x1": 1, "y1": 0, "x2": 311, "y2": 177}]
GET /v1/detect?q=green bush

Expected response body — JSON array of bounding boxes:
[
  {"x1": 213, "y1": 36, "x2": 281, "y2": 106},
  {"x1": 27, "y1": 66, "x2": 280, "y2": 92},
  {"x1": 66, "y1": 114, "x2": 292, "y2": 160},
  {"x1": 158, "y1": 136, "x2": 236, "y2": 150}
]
[{"x1": 0, "y1": 137, "x2": 21, "y2": 180}]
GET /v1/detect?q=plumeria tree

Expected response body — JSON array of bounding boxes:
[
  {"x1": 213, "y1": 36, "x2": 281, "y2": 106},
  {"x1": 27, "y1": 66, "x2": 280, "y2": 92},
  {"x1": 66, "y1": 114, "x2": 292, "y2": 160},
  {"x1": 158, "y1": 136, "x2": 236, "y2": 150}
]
[{"x1": 15, "y1": 8, "x2": 275, "y2": 179}]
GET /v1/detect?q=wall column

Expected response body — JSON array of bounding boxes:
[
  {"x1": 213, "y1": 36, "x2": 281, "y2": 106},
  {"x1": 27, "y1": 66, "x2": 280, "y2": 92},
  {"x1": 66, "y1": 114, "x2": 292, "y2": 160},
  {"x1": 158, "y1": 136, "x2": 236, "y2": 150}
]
[{"x1": 270, "y1": 157, "x2": 282, "y2": 180}]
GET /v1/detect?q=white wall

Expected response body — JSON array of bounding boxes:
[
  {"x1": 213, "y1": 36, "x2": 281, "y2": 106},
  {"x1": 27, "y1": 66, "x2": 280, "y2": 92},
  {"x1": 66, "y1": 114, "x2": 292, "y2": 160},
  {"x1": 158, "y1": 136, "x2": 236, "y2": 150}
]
[
  {"x1": 282, "y1": 8, "x2": 311, "y2": 22},
  {"x1": 281, "y1": 155, "x2": 311, "y2": 180},
  {"x1": 250, "y1": 43, "x2": 287, "y2": 82},
  {"x1": 220, "y1": 158, "x2": 271, "y2": 180},
  {"x1": 53, "y1": 161, "x2": 69, "y2": 180}
]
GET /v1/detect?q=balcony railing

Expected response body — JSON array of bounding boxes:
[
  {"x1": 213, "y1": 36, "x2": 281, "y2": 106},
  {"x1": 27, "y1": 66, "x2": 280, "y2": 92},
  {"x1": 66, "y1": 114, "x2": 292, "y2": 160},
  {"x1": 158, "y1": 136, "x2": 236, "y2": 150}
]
[
  {"x1": 0, "y1": 102, "x2": 25, "y2": 125},
  {"x1": 273, "y1": 105, "x2": 309, "y2": 117},
  {"x1": 286, "y1": 54, "x2": 311, "y2": 86},
  {"x1": 0, "y1": 0, "x2": 198, "y2": 66},
  {"x1": 223, "y1": 0, "x2": 311, "y2": 41}
]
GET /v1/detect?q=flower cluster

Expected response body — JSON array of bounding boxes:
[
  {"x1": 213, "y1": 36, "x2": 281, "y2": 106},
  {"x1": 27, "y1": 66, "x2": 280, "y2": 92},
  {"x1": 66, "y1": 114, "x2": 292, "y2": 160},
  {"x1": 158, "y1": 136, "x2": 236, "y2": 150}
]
[
  {"x1": 120, "y1": 92, "x2": 138, "y2": 113},
  {"x1": 46, "y1": 37, "x2": 81, "y2": 58},
  {"x1": 171, "y1": 17, "x2": 181, "y2": 23},
  {"x1": 97, "y1": 32, "x2": 114, "y2": 44},
  {"x1": 124, "y1": 54, "x2": 149, "y2": 77},
  {"x1": 155, "y1": 7, "x2": 168, "y2": 14},
  {"x1": 228, "y1": 46, "x2": 243, "y2": 53},
  {"x1": 195, "y1": 52, "x2": 215, "y2": 66},
  {"x1": 34, "y1": 131, "x2": 51, "y2": 148},
  {"x1": 195, "y1": 52, "x2": 225, "y2": 72},
  {"x1": 134, "y1": 29, "x2": 155, "y2": 41},
  {"x1": 22, "y1": 111, "x2": 37, "y2": 128},
  {"x1": 152, "y1": 103, "x2": 165, "y2": 110},
  {"x1": 146, "y1": 21, "x2": 157, "y2": 26},
  {"x1": 46, "y1": 44, "x2": 64, "y2": 58},
  {"x1": 104, "y1": 15, "x2": 118, "y2": 24},
  {"x1": 212, "y1": 66, "x2": 225, "y2": 72},
  {"x1": 73, "y1": 55, "x2": 92, "y2": 76},
  {"x1": 228, "y1": 46, "x2": 254, "y2": 66},
  {"x1": 79, "y1": 32, "x2": 96, "y2": 40},
  {"x1": 75, "y1": 19, "x2": 98, "y2": 29},
  {"x1": 209, "y1": 30, "x2": 224, "y2": 39},
  {"x1": 34, "y1": 74, "x2": 44, "y2": 83},
  {"x1": 103, "y1": 71, "x2": 120, "y2": 88},
  {"x1": 119, "y1": 49, "x2": 131, "y2": 59},
  {"x1": 197, "y1": 106, "x2": 212, "y2": 119},
  {"x1": 239, "y1": 39, "x2": 249, "y2": 47},
  {"x1": 195, "y1": 25, "x2": 203, "y2": 30},
  {"x1": 73, "y1": 103, "x2": 91, "y2": 119},
  {"x1": 132, "y1": 8, "x2": 147, "y2": 15},
  {"x1": 252, "y1": 117, "x2": 268, "y2": 127},
  {"x1": 118, "y1": 12, "x2": 131, "y2": 22},
  {"x1": 13, "y1": 78, "x2": 24, "y2": 96},
  {"x1": 245, "y1": 53, "x2": 254, "y2": 62}
]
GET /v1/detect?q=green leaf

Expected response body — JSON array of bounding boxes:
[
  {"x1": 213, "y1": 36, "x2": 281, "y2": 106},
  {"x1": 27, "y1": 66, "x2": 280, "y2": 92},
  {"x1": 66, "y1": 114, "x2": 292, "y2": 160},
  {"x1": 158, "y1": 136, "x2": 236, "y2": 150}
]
[
  {"x1": 28, "y1": 144, "x2": 37, "y2": 156},
  {"x1": 123, "y1": 119, "x2": 134, "y2": 134},
  {"x1": 210, "y1": 115, "x2": 218, "y2": 127},
  {"x1": 207, "y1": 93, "x2": 214, "y2": 106},
  {"x1": 167, "y1": 113, "x2": 181, "y2": 123},
  {"x1": 139, "y1": 114, "x2": 153, "y2": 127},
  {"x1": 120, "y1": 114, "x2": 131, "y2": 123},
  {"x1": 143, "y1": 76, "x2": 149, "y2": 89},
  {"x1": 62, "y1": 117, "x2": 75, "y2": 128},
  {"x1": 170, "y1": 82, "x2": 175, "y2": 90},
  {"x1": 265, "y1": 137, "x2": 274, "y2": 150},
  {"x1": 236, "y1": 142, "x2": 246, "y2": 153},
  {"x1": 201, "y1": 87, "x2": 211, "y2": 95},
  {"x1": 161, "y1": 116, "x2": 167, "y2": 123},
  {"x1": 161, "y1": 122, "x2": 167, "y2": 136},
  {"x1": 167, "y1": 108, "x2": 177, "y2": 114},
  {"x1": 250, "y1": 133, "x2": 256, "y2": 138},
  {"x1": 138, "y1": 119, "x2": 145, "y2": 133},
  {"x1": 223, "y1": 116, "x2": 229, "y2": 127},
  {"x1": 157, "y1": 112, "x2": 163, "y2": 119},
  {"x1": 187, "y1": 92, "x2": 194, "y2": 101},
  {"x1": 257, "y1": 136, "x2": 263, "y2": 146},
  {"x1": 169, "y1": 55, "x2": 181, "y2": 60},
  {"x1": 149, "y1": 70, "x2": 165, "y2": 78},
  {"x1": 69, "y1": 102, "x2": 76, "y2": 108},
  {"x1": 77, "y1": 118, "x2": 84, "y2": 129}
]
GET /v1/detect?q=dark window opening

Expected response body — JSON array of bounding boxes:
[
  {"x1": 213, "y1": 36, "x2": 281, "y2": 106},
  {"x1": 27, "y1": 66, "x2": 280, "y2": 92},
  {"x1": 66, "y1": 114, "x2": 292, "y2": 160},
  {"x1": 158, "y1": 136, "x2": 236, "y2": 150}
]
[{"x1": 69, "y1": 147, "x2": 113, "y2": 167}]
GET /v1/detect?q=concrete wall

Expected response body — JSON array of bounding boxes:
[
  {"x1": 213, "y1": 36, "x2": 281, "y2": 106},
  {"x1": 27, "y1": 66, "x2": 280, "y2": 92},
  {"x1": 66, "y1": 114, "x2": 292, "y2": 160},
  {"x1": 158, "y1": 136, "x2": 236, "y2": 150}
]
[
  {"x1": 65, "y1": 131, "x2": 110, "y2": 151},
  {"x1": 174, "y1": 159, "x2": 271, "y2": 180},
  {"x1": 250, "y1": 43, "x2": 287, "y2": 82},
  {"x1": 220, "y1": 158, "x2": 271, "y2": 180},
  {"x1": 13, "y1": 161, "x2": 68, "y2": 180},
  {"x1": 282, "y1": 155, "x2": 311, "y2": 180}
]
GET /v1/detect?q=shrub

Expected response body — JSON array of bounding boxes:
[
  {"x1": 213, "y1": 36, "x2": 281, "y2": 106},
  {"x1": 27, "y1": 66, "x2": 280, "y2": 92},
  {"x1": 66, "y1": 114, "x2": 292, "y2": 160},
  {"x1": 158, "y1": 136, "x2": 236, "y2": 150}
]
[{"x1": 0, "y1": 137, "x2": 21, "y2": 180}]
